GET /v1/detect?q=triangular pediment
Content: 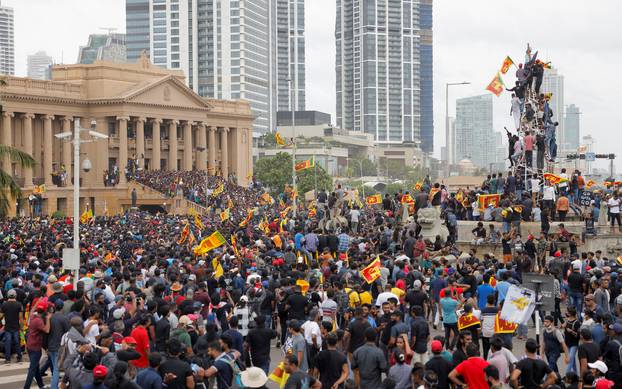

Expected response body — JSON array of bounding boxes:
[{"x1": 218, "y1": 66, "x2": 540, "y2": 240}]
[{"x1": 123, "y1": 75, "x2": 212, "y2": 110}]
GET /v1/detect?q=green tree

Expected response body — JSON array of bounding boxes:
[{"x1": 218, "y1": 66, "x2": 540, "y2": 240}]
[
  {"x1": 0, "y1": 145, "x2": 36, "y2": 216},
  {"x1": 254, "y1": 152, "x2": 332, "y2": 195}
]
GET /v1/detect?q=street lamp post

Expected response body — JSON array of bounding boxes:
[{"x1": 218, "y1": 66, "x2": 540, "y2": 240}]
[
  {"x1": 56, "y1": 118, "x2": 108, "y2": 286},
  {"x1": 445, "y1": 82, "x2": 470, "y2": 175},
  {"x1": 287, "y1": 78, "x2": 297, "y2": 217},
  {"x1": 349, "y1": 158, "x2": 365, "y2": 198}
]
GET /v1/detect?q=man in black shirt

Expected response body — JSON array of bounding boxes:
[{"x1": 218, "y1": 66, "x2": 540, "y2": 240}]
[
  {"x1": 314, "y1": 333, "x2": 348, "y2": 389},
  {"x1": 578, "y1": 328, "x2": 600, "y2": 380},
  {"x1": 345, "y1": 307, "x2": 371, "y2": 357},
  {"x1": 426, "y1": 340, "x2": 453, "y2": 389},
  {"x1": 159, "y1": 338, "x2": 194, "y2": 389},
  {"x1": 568, "y1": 264, "x2": 585, "y2": 314},
  {"x1": 285, "y1": 286, "x2": 307, "y2": 321},
  {"x1": 602, "y1": 323, "x2": 622, "y2": 385},
  {"x1": 246, "y1": 316, "x2": 277, "y2": 374},
  {"x1": 155, "y1": 304, "x2": 171, "y2": 353},
  {"x1": 0, "y1": 289, "x2": 22, "y2": 362},
  {"x1": 410, "y1": 306, "x2": 430, "y2": 362},
  {"x1": 511, "y1": 338, "x2": 556, "y2": 389}
]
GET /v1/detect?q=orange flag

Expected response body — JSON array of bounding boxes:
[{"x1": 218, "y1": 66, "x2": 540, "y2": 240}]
[{"x1": 486, "y1": 72, "x2": 505, "y2": 97}]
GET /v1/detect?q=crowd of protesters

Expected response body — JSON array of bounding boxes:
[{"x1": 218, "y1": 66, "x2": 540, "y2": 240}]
[{"x1": 0, "y1": 167, "x2": 621, "y2": 389}]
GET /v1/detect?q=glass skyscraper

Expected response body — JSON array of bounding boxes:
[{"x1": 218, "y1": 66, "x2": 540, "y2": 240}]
[
  {"x1": 125, "y1": 0, "x2": 305, "y2": 134},
  {"x1": 0, "y1": 0, "x2": 14, "y2": 76},
  {"x1": 455, "y1": 94, "x2": 496, "y2": 168},
  {"x1": 336, "y1": 0, "x2": 431, "y2": 145},
  {"x1": 564, "y1": 104, "x2": 580, "y2": 151},
  {"x1": 418, "y1": 0, "x2": 433, "y2": 153}
]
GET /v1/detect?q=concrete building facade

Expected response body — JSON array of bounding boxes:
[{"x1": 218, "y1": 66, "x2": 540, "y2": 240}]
[
  {"x1": 541, "y1": 67, "x2": 565, "y2": 150},
  {"x1": 336, "y1": 0, "x2": 423, "y2": 144},
  {"x1": 0, "y1": 0, "x2": 14, "y2": 76},
  {"x1": 455, "y1": 94, "x2": 495, "y2": 168},
  {"x1": 27, "y1": 51, "x2": 53, "y2": 80},
  {"x1": 0, "y1": 57, "x2": 254, "y2": 216},
  {"x1": 125, "y1": 0, "x2": 306, "y2": 135},
  {"x1": 564, "y1": 103, "x2": 580, "y2": 151},
  {"x1": 418, "y1": 0, "x2": 433, "y2": 154}
]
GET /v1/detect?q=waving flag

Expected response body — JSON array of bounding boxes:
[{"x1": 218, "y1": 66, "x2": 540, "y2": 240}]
[
  {"x1": 193, "y1": 230, "x2": 226, "y2": 256},
  {"x1": 486, "y1": 72, "x2": 505, "y2": 97},
  {"x1": 212, "y1": 257, "x2": 224, "y2": 279},
  {"x1": 220, "y1": 208, "x2": 230, "y2": 222},
  {"x1": 231, "y1": 234, "x2": 240, "y2": 257},
  {"x1": 401, "y1": 193, "x2": 414, "y2": 204},
  {"x1": 500, "y1": 56, "x2": 514, "y2": 74},
  {"x1": 279, "y1": 207, "x2": 291, "y2": 219},
  {"x1": 269, "y1": 361, "x2": 290, "y2": 388},
  {"x1": 194, "y1": 214, "x2": 205, "y2": 231},
  {"x1": 366, "y1": 194, "x2": 382, "y2": 205},
  {"x1": 275, "y1": 131, "x2": 287, "y2": 146},
  {"x1": 414, "y1": 182, "x2": 423, "y2": 191},
  {"x1": 308, "y1": 208, "x2": 317, "y2": 217},
  {"x1": 585, "y1": 179, "x2": 596, "y2": 189},
  {"x1": 260, "y1": 192, "x2": 274, "y2": 205},
  {"x1": 80, "y1": 209, "x2": 93, "y2": 224},
  {"x1": 239, "y1": 209, "x2": 254, "y2": 227},
  {"x1": 211, "y1": 183, "x2": 224, "y2": 197},
  {"x1": 177, "y1": 223, "x2": 190, "y2": 244},
  {"x1": 32, "y1": 184, "x2": 46, "y2": 194},
  {"x1": 295, "y1": 157, "x2": 314, "y2": 172},
  {"x1": 360, "y1": 257, "x2": 382, "y2": 284},
  {"x1": 478, "y1": 194, "x2": 500, "y2": 211},
  {"x1": 543, "y1": 173, "x2": 568, "y2": 185}
]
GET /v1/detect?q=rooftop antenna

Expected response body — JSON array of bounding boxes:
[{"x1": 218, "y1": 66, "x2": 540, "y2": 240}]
[{"x1": 99, "y1": 27, "x2": 117, "y2": 35}]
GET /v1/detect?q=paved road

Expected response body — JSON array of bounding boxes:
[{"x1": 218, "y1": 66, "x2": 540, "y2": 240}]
[{"x1": 0, "y1": 321, "x2": 566, "y2": 389}]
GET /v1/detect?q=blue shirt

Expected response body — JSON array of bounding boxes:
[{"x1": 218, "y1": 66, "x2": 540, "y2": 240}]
[
  {"x1": 294, "y1": 232, "x2": 304, "y2": 251},
  {"x1": 440, "y1": 297, "x2": 459, "y2": 324},
  {"x1": 476, "y1": 284, "x2": 495, "y2": 310},
  {"x1": 136, "y1": 367, "x2": 162, "y2": 389},
  {"x1": 496, "y1": 281, "x2": 511, "y2": 302},
  {"x1": 337, "y1": 233, "x2": 350, "y2": 252}
]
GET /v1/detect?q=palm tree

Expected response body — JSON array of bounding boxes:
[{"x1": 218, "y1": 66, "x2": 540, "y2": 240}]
[
  {"x1": 0, "y1": 79, "x2": 37, "y2": 216},
  {"x1": 0, "y1": 146, "x2": 36, "y2": 217}
]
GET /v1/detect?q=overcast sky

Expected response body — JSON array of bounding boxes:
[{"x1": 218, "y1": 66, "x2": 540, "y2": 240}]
[{"x1": 5, "y1": 0, "x2": 622, "y2": 170}]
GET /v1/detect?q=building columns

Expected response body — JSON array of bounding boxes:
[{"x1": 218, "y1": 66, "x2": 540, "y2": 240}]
[
  {"x1": 135, "y1": 117, "x2": 146, "y2": 169},
  {"x1": 117, "y1": 116, "x2": 129, "y2": 185},
  {"x1": 208, "y1": 126, "x2": 216, "y2": 175},
  {"x1": 168, "y1": 120, "x2": 179, "y2": 171},
  {"x1": 197, "y1": 122, "x2": 207, "y2": 171},
  {"x1": 151, "y1": 119, "x2": 162, "y2": 170},
  {"x1": 183, "y1": 121, "x2": 193, "y2": 170},
  {"x1": 220, "y1": 127, "x2": 229, "y2": 178},
  {"x1": 1, "y1": 112, "x2": 13, "y2": 173},
  {"x1": 43, "y1": 114, "x2": 54, "y2": 186},
  {"x1": 21, "y1": 114, "x2": 35, "y2": 187},
  {"x1": 61, "y1": 117, "x2": 72, "y2": 186}
]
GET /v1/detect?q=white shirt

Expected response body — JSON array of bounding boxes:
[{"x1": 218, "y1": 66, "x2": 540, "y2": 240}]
[
  {"x1": 608, "y1": 198, "x2": 621, "y2": 214},
  {"x1": 559, "y1": 173, "x2": 569, "y2": 188},
  {"x1": 84, "y1": 319, "x2": 100, "y2": 345},
  {"x1": 350, "y1": 209, "x2": 360, "y2": 223},
  {"x1": 375, "y1": 291, "x2": 400, "y2": 307},
  {"x1": 543, "y1": 186, "x2": 556, "y2": 201},
  {"x1": 301, "y1": 320, "x2": 322, "y2": 348},
  {"x1": 530, "y1": 178, "x2": 540, "y2": 193}
]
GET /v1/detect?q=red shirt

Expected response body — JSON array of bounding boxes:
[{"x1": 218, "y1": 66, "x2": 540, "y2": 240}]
[
  {"x1": 27, "y1": 314, "x2": 45, "y2": 352},
  {"x1": 455, "y1": 357, "x2": 490, "y2": 389},
  {"x1": 130, "y1": 326, "x2": 150, "y2": 368}
]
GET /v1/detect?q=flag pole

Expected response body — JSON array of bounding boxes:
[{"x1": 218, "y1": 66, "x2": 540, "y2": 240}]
[{"x1": 314, "y1": 154, "x2": 317, "y2": 198}]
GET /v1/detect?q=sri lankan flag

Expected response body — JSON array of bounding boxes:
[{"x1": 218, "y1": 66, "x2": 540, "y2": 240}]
[
  {"x1": 80, "y1": 209, "x2": 93, "y2": 224},
  {"x1": 366, "y1": 194, "x2": 382, "y2": 205},
  {"x1": 194, "y1": 214, "x2": 205, "y2": 230},
  {"x1": 500, "y1": 56, "x2": 514, "y2": 74},
  {"x1": 360, "y1": 257, "x2": 381, "y2": 284},
  {"x1": 177, "y1": 223, "x2": 190, "y2": 244},
  {"x1": 585, "y1": 179, "x2": 596, "y2": 189},
  {"x1": 414, "y1": 182, "x2": 423, "y2": 191},
  {"x1": 212, "y1": 257, "x2": 224, "y2": 278},
  {"x1": 32, "y1": 184, "x2": 46, "y2": 194},
  {"x1": 478, "y1": 194, "x2": 500, "y2": 211},
  {"x1": 486, "y1": 72, "x2": 505, "y2": 97},
  {"x1": 230, "y1": 234, "x2": 240, "y2": 257},
  {"x1": 269, "y1": 361, "x2": 290, "y2": 388},
  {"x1": 295, "y1": 157, "x2": 314, "y2": 172},
  {"x1": 401, "y1": 193, "x2": 414, "y2": 204},
  {"x1": 193, "y1": 230, "x2": 226, "y2": 256},
  {"x1": 239, "y1": 209, "x2": 254, "y2": 227},
  {"x1": 275, "y1": 131, "x2": 287, "y2": 146},
  {"x1": 220, "y1": 208, "x2": 230, "y2": 222},
  {"x1": 260, "y1": 192, "x2": 274, "y2": 205},
  {"x1": 308, "y1": 208, "x2": 317, "y2": 217},
  {"x1": 279, "y1": 207, "x2": 291, "y2": 219},
  {"x1": 211, "y1": 183, "x2": 224, "y2": 197},
  {"x1": 543, "y1": 173, "x2": 568, "y2": 185}
]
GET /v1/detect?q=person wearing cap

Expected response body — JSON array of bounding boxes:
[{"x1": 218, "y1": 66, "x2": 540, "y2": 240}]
[
  {"x1": 0, "y1": 288, "x2": 23, "y2": 363},
  {"x1": 81, "y1": 364, "x2": 108, "y2": 389},
  {"x1": 425, "y1": 340, "x2": 453, "y2": 389},
  {"x1": 171, "y1": 315, "x2": 192, "y2": 353},
  {"x1": 23, "y1": 299, "x2": 51, "y2": 389}
]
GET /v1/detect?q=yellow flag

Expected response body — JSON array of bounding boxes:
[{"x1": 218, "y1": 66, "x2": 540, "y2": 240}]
[
  {"x1": 194, "y1": 214, "x2": 205, "y2": 230},
  {"x1": 212, "y1": 257, "x2": 224, "y2": 279},
  {"x1": 80, "y1": 209, "x2": 93, "y2": 224},
  {"x1": 211, "y1": 183, "x2": 224, "y2": 197},
  {"x1": 193, "y1": 231, "x2": 227, "y2": 256},
  {"x1": 269, "y1": 361, "x2": 290, "y2": 388},
  {"x1": 275, "y1": 131, "x2": 287, "y2": 146},
  {"x1": 220, "y1": 208, "x2": 230, "y2": 222}
]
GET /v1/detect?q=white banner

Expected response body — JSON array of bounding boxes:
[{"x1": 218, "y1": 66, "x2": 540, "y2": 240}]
[{"x1": 500, "y1": 285, "x2": 536, "y2": 325}]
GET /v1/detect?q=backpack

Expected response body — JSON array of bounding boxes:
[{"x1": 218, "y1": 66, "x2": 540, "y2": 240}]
[
  {"x1": 217, "y1": 352, "x2": 246, "y2": 389},
  {"x1": 57, "y1": 332, "x2": 70, "y2": 371}
]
